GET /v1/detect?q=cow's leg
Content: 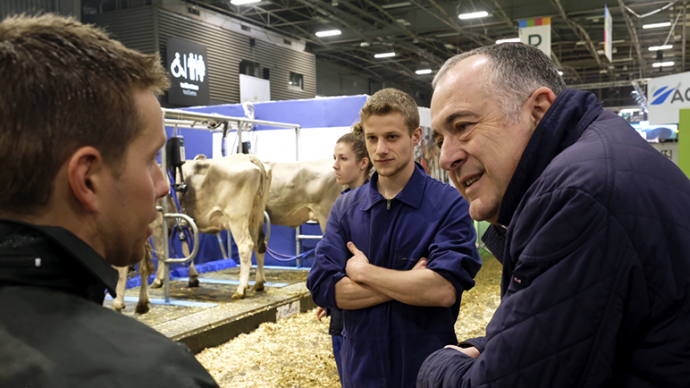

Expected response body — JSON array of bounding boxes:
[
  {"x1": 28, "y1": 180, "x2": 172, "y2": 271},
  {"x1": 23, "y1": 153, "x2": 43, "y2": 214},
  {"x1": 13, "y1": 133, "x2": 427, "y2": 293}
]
[
  {"x1": 251, "y1": 224, "x2": 266, "y2": 293},
  {"x1": 151, "y1": 258, "x2": 165, "y2": 289},
  {"x1": 112, "y1": 266, "x2": 129, "y2": 312},
  {"x1": 230, "y1": 223, "x2": 255, "y2": 299},
  {"x1": 181, "y1": 240, "x2": 199, "y2": 287},
  {"x1": 135, "y1": 244, "x2": 154, "y2": 314},
  {"x1": 149, "y1": 214, "x2": 167, "y2": 289},
  {"x1": 188, "y1": 261, "x2": 199, "y2": 288},
  {"x1": 315, "y1": 208, "x2": 329, "y2": 234}
]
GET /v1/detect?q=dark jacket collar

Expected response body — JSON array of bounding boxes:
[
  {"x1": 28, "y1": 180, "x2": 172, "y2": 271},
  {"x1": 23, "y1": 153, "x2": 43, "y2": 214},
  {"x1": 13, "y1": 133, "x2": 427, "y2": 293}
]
[
  {"x1": 0, "y1": 219, "x2": 119, "y2": 301},
  {"x1": 361, "y1": 162, "x2": 427, "y2": 211},
  {"x1": 496, "y1": 88, "x2": 603, "y2": 226}
]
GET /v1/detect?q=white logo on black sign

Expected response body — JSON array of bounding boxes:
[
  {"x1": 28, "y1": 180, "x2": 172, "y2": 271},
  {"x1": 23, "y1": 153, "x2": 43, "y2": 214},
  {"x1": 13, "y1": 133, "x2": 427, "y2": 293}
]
[{"x1": 170, "y1": 52, "x2": 206, "y2": 96}]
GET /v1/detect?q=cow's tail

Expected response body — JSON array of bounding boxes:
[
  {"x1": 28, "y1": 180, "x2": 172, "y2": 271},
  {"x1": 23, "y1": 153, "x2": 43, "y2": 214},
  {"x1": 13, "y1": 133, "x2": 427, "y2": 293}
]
[
  {"x1": 141, "y1": 241, "x2": 156, "y2": 277},
  {"x1": 249, "y1": 154, "x2": 270, "y2": 254}
]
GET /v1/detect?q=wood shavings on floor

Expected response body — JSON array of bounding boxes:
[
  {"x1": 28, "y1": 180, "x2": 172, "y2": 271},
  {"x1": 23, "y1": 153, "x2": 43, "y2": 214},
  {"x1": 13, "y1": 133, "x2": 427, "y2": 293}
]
[{"x1": 196, "y1": 253, "x2": 501, "y2": 387}]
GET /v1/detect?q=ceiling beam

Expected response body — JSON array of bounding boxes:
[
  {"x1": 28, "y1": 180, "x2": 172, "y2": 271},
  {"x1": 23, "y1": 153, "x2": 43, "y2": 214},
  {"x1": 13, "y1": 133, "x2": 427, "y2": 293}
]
[
  {"x1": 617, "y1": 0, "x2": 650, "y2": 77},
  {"x1": 318, "y1": 53, "x2": 385, "y2": 81},
  {"x1": 550, "y1": 0, "x2": 615, "y2": 79},
  {"x1": 407, "y1": 0, "x2": 494, "y2": 46},
  {"x1": 569, "y1": 78, "x2": 648, "y2": 89},
  {"x1": 341, "y1": 0, "x2": 446, "y2": 66},
  {"x1": 292, "y1": 0, "x2": 371, "y2": 43},
  {"x1": 196, "y1": 1, "x2": 326, "y2": 46},
  {"x1": 490, "y1": 0, "x2": 516, "y2": 31}
]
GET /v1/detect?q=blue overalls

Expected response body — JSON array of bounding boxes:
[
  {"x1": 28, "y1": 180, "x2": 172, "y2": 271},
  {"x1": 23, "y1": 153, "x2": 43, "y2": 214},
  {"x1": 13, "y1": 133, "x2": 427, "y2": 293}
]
[{"x1": 307, "y1": 163, "x2": 482, "y2": 388}]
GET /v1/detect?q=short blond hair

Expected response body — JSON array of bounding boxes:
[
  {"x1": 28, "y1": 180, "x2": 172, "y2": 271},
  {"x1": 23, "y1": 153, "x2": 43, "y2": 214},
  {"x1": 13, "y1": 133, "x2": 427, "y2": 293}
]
[{"x1": 360, "y1": 88, "x2": 419, "y2": 135}]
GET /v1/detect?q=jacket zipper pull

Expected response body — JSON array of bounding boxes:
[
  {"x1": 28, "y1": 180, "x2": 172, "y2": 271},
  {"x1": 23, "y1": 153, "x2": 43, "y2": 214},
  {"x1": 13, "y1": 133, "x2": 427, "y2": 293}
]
[{"x1": 387, "y1": 199, "x2": 391, "y2": 210}]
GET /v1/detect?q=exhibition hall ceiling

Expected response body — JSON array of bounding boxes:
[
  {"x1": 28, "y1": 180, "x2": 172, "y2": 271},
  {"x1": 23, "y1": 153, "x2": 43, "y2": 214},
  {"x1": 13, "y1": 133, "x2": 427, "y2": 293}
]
[{"x1": 186, "y1": 0, "x2": 682, "y2": 93}]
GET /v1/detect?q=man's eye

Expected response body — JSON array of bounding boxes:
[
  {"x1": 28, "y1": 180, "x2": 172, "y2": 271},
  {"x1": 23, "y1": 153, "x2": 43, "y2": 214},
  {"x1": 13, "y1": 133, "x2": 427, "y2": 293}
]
[{"x1": 456, "y1": 123, "x2": 469, "y2": 132}]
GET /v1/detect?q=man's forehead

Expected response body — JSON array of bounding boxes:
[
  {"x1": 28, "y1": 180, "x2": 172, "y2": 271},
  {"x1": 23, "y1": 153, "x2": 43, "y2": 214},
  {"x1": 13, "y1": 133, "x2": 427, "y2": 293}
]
[
  {"x1": 435, "y1": 56, "x2": 490, "y2": 97},
  {"x1": 362, "y1": 113, "x2": 407, "y2": 133}
]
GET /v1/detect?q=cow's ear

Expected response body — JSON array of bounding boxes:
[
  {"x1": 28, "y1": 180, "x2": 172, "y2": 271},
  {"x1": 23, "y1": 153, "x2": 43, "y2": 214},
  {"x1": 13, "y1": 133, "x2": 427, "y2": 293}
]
[{"x1": 194, "y1": 154, "x2": 208, "y2": 161}]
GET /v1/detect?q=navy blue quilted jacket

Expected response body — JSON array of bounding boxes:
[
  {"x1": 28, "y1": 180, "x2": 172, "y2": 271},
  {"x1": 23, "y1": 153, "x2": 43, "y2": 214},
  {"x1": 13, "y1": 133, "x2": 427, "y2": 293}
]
[{"x1": 417, "y1": 89, "x2": 690, "y2": 387}]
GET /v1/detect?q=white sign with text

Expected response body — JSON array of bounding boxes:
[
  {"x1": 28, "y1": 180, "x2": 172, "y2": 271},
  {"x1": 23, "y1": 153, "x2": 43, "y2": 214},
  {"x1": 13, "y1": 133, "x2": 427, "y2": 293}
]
[{"x1": 648, "y1": 71, "x2": 690, "y2": 124}]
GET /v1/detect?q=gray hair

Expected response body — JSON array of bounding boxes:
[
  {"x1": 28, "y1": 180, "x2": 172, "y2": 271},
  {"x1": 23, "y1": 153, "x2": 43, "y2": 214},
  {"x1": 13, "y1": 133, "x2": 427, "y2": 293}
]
[{"x1": 432, "y1": 43, "x2": 565, "y2": 122}]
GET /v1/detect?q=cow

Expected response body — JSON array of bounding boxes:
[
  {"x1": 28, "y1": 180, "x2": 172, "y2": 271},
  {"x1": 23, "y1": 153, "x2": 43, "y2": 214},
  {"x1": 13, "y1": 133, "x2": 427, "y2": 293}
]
[
  {"x1": 152, "y1": 153, "x2": 272, "y2": 299},
  {"x1": 264, "y1": 159, "x2": 344, "y2": 233}
]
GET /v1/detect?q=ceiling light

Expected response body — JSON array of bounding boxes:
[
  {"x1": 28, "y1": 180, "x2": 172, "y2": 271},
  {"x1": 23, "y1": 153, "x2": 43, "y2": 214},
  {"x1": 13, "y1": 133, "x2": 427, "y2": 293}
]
[
  {"x1": 231, "y1": 0, "x2": 261, "y2": 4},
  {"x1": 458, "y1": 11, "x2": 489, "y2": 20},
  {"x1": 375, "y1": 52, "x2": 396, "y2": 58},
  {"x1": 496, "y1": 38, "x2": 520, "y2": 44},
  {"x1": 558, "y1": 71, "x2": 563, "y2": 75},
  {"x1": 649, "y1": 45, "x2": 673, "y2": 51},
  {"x1": 416, "y1": 69, "x2": 432, "y2": 75},
  {"x1": 381, "y1": 2, "x2": 411, "y2": 9},
  {"x1": 315, "y1": 29, "x2": 341, "y2": 37},
  {"x1": 653, "y1": 61, "x2": 675, "y2": 67},
  {"x1": 643, "y1": 22, "x2": 672, "y2": 29},
  {"x1": 444, "y1": 43, "x2": 455, "y2": 49},
  {"x1": 599, "y1": 70, "x2": 608, "y2": 74}
]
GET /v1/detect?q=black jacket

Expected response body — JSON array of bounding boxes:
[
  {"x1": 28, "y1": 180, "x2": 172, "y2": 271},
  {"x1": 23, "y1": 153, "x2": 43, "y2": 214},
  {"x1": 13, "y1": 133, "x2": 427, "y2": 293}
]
[
  {"x1": 0, "y1": 219, "x2": 219, "y2": 388},
  {"x1": 418, "y1": 89, "x2": 690, "y2": 387}
]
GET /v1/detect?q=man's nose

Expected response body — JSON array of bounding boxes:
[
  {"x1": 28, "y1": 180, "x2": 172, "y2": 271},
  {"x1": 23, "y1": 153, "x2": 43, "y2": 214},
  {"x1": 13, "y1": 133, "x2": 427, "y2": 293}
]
[
  {"x1": 439, "y1": 137, "x2": 464, "y2": 171},
  {"x1": 155, "y1": 166, "x2": 170, "y2": 199},
  {"x1": 376, "y1": 141, "x2": 388, "y2": 155}
]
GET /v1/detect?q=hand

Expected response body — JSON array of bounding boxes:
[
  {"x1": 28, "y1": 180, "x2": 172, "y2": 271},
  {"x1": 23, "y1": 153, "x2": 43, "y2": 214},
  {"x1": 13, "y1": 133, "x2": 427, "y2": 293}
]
[
  {"x1": 345, "y1": 241, "x2": 370, "y2": 283},
  {"x1": 316, "y1": 307, "x2": 327, "y2": 321},
  {"x1": 444, "y1": 345, "x2": 480, "y2": 358},
  {"x1": 412, "y1": 257, "x2": 428, "y2": 270}
]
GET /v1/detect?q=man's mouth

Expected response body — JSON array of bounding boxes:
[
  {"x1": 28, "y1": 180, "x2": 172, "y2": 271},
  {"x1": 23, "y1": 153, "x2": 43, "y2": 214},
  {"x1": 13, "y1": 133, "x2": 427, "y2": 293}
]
[{"x1": 465, "y1": 176, "x2": 480, "y2": 187}]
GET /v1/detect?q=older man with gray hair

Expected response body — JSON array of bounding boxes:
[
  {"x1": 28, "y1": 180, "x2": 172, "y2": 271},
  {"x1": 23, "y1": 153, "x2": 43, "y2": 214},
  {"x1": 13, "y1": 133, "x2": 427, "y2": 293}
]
[{"x1": 417, "y1": 43, "x2": 690, "y2": 387}]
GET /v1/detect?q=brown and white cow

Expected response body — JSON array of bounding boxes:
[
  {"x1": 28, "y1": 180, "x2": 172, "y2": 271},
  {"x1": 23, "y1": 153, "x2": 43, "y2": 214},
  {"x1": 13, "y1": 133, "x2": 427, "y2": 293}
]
[
  {"x1": 112, "y1": 154, "x2": 271, "y2": 313},
  {"x1": 264, "y1": 159, "x2": 344, "y2": 233},
  {"x1": 169, "y1": 153, "x2": 272, "y2": 299}
]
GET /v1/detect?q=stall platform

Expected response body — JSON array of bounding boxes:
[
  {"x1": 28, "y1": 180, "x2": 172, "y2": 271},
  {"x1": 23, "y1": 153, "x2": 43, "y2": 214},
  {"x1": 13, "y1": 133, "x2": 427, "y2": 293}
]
[{"x1": 103, "y1": 266, "x2": 315, "y2": 354}]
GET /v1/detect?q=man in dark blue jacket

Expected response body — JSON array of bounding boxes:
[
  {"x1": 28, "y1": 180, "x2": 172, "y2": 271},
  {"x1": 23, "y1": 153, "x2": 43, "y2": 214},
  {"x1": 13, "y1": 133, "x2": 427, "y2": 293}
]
[
  {"x1": 307, "y1": 88, "x2": 482, "y2": 388},
  {"x1": 417, "y1": 43, "x2": 690, "y2": 387}
]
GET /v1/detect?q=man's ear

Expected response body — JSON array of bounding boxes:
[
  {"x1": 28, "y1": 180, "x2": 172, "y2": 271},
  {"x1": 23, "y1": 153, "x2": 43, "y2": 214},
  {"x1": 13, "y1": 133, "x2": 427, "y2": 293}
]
[
  {"x1": 411, "y1": 127, "x2": 423, "y2": 146},
  {"x1": 528, "y1": 87, "x2": 557, "y2": 127},
  {"x1": 67, "y1": 147, "x2": 107, "y2": 213}
]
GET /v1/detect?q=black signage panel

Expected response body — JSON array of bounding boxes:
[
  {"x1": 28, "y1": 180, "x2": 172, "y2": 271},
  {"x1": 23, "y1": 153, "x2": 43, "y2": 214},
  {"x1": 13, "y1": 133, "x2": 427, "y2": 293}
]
[{"x1": 166, "y1": 38, "x2": 209, "y2": 106}]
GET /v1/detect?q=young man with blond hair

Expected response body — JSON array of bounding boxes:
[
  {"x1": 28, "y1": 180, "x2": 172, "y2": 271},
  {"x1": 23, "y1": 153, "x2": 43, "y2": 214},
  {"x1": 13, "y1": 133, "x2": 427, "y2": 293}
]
[
  {"x1": 0, "y1": 14, "x2": 217, "y2": 387},
  {"x1": 307, "y1": 88, "x2": 482, "y2": 388}
]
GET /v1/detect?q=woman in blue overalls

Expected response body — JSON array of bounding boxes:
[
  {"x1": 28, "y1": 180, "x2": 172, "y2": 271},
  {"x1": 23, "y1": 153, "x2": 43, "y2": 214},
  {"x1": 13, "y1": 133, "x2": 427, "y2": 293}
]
[{"x1": 316, "y1": 123, "x2": 372, "y2": 384}]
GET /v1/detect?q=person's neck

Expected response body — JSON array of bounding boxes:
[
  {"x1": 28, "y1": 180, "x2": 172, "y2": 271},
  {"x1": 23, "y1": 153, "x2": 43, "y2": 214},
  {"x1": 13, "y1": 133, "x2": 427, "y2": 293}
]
[
  {"x1": 377, "y1": 161, "x2": 415, "y2": 200},
  {"x1": 348, "y1": 174, "x2": 369, "y2": 191}
]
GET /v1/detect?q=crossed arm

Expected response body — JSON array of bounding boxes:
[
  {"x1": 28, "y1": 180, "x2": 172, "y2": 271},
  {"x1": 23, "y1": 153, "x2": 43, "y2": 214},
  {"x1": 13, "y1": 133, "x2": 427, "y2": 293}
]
[{"x1": 335, "y1": 242, "x2": 457, "y2": 310}]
